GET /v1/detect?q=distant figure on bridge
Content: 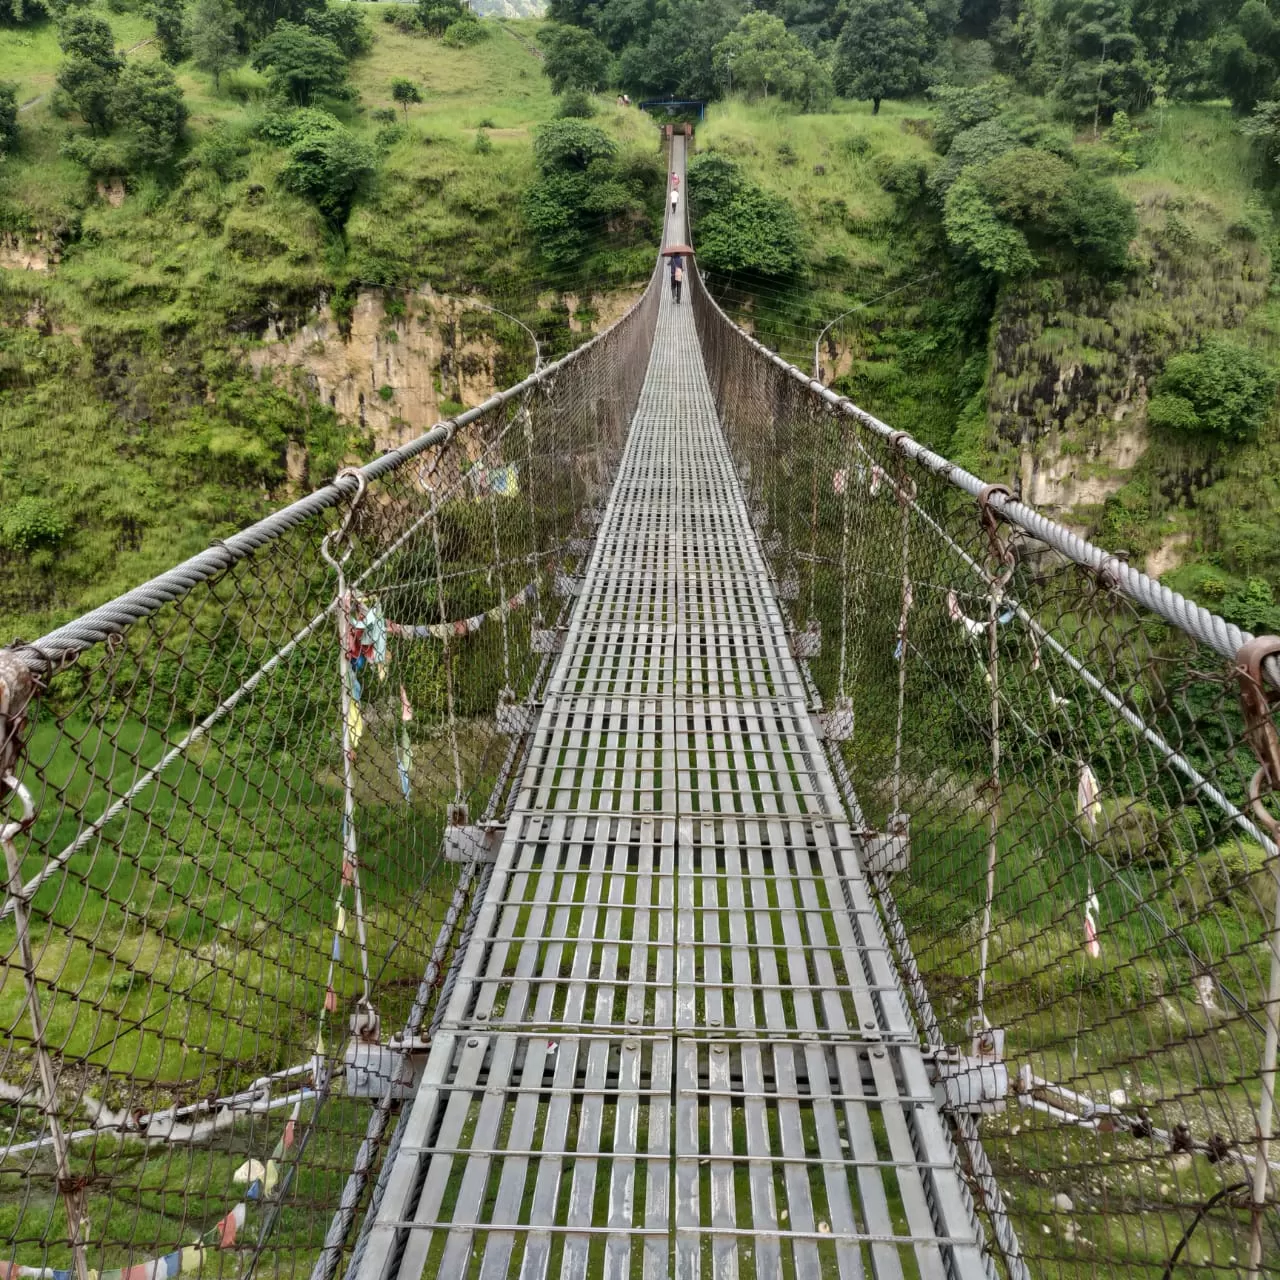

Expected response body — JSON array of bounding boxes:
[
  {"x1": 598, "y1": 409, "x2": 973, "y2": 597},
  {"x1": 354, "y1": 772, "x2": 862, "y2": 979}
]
[
  {"x1": 669, "y1": 253, "x2": 684, "y2": 304},
  {"x1": 670, "y1": 187, "x2": 680, "y2": 215}
]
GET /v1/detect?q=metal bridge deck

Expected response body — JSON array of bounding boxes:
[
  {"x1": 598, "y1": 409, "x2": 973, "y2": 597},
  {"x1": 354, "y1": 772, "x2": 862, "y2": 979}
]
[{"x1": 360, "y1": 141, "x2": 989, "y2": 1280}]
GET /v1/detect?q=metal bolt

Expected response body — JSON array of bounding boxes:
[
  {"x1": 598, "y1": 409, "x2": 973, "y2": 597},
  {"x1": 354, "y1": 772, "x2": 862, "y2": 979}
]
[{"x1": 467, "y1": 1037, "x2": 480, "y2": 1048}]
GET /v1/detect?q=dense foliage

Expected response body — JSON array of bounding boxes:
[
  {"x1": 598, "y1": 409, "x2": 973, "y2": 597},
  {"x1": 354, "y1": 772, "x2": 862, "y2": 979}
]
[
  {"x1": 523, "y1": 118, "x2": 658, "y2": 267},
  {"x1": 1147, "y1": 339, "x2": 1278, "y2": 441},
  {"x1": 686, "y1": 151, "x2": 804, "y2": 276},
  {"x1": 251, "y1": 22, "x2": 351, "y2": 106},
  {"x1": 543, "y1": 0, "x2": 1280, "y2": 126}
]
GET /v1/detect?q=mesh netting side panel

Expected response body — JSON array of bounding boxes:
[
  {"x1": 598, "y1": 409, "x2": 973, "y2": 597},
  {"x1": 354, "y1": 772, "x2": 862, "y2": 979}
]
[
  {"x1": 0, "y1": 274, "x2": 660, "y2": 1280},
  {"x1": 693, "y1": 267, "x2": 1280, "y2": 1278}
]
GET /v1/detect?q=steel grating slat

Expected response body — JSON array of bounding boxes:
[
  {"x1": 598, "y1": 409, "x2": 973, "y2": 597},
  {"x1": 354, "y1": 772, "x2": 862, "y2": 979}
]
[{"x1": 359, "y1": 136, "x2": 991, "y2": 1280}]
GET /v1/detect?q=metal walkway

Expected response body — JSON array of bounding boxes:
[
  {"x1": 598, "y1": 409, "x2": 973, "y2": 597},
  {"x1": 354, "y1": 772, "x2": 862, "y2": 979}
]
[{"x1": 360, "y1": 139, "x2": 990, "y2": 1280}]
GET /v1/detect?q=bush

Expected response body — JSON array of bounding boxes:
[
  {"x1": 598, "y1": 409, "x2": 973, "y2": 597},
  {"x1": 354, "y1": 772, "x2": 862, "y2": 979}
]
[
  {"x1": 1220, "y1": 576, "x2": 1280, "y2": 633},
  {"x1": 473, "y1": 127, "x2": 491, "y2": 154},
  {"x1": 184, "y1": 120, "x2": 249, "y2": 180},
  {"x1": 533, "y1": 118, "x2": 616, "y2": 173},
  {"x1": 417, "y1": 0, "x2": 465, "y2": 36},
  {"x1": 1053, "y1": 171, "x2": 1136, "y2": 273},
  {"x1": 875, "y1": 154, "x2": 930, "y2": 198},
  {"x1": 279, "y1": 116, "x2": 376, "y2": 222},
  {"x1": 687, "y1": 151, "x2": 804, "y2": 278},
  {"x1": 257, "y1": 105, "x2": 342, "y2": 146},
  {"x1": 556, "y1": 88, "x2": 596, "y2": 119},
  {"x1": 1149, "y1": 339, "x2": 1277, "y2": 441},
  {"x1": 1, "y1": 497, "x2": 68, "y2": 552},
  {"x1": 685, "y1": 151, "x2": 744, "y2": 210},
  {"x1": 694, "y1": 185, "x2": 804, "y2": 277},
  {"x1": 442, "y1": 16, "x2": 486, "y2": 46},
  {"x1": 1145, "y1": 393, "x2": 1200, "y2": 433},
  {"x1": 943, "y1": 172, "x2": 1035, "y2": 276},
  {"x1": 0, "y1": 82, "x2": 16, "y2": 158},
  {"x1": 1094, "y1": 799, "x2": 1189, "y2": 868},
  {"x1": 221, "y1": 65, "x2": 270, "y2": 102}
]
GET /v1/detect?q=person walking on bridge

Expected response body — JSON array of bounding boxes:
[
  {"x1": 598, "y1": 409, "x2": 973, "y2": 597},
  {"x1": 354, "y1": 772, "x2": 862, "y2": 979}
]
[
  {"x1": 669, "y1": 253, "x2": 684, "y2": 305},
  {"x1": 670, "y1": 186, "x2": 680, "y2": 216}
]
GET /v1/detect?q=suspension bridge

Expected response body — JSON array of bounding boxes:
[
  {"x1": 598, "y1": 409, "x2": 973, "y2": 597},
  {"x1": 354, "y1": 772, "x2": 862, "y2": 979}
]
[{"x1": 1, "y1": 135, "x2": 1277, "y2": 1280}]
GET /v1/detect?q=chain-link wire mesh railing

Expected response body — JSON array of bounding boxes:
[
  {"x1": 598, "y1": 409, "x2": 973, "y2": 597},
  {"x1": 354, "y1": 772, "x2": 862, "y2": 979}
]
[
  {"x1": 692, "y1": 262, "x2": 1280, "y2": 1278},
  {"x1": 0, "y1": 264, "x2": 660, "y2": 1280}
]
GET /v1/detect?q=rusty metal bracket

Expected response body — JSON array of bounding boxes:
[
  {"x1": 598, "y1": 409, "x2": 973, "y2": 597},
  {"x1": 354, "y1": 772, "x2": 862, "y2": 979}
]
[
  {"x1": 1235, "y1": 636, "x2": 1280, "y2": 837},
  {"x1": 976, "y1": 483, "x2": 1015, "y2": 580}
]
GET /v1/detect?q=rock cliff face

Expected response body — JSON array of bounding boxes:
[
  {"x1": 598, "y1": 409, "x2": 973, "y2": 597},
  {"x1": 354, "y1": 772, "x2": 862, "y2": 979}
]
[
  {"x1": 251, "y1": 285, "x2": 646, "y2": 456},
  {"x1": 472, "y1": 0, "x2": 547, "y2": 16},
  {"x1": 251, "y1": 289, "x2": 520, "y2": 454},
  {"x1": 986, "y1": 189, "x2": 1269, "y2": 540}
]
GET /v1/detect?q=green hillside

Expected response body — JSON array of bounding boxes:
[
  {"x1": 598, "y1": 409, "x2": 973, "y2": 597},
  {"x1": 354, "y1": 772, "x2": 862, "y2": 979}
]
[{"x1": 0, "y1": 5, "x2": 659, "y2": 641}]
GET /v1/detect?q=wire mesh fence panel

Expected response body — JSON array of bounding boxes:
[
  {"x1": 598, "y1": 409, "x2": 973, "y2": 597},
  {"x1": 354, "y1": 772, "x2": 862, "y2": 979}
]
[
  {"x1": 693, "y1": 263, "x2": 1280, "y2": 1279},
  {"x1": 0, "y1": 271, "x2": 659, "y2": 1280}
]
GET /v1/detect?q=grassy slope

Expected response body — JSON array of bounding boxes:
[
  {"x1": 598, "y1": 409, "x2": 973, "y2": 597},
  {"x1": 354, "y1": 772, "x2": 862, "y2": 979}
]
[
  {"x1": 0, "y1": 11, "x2": 657, "y2": 641},
  {"x1": 698, "y1": 96, "x2": 1280, "y2": 602},
  {"x1": 695, "y1": 97, "x2": 985, "y2": 455}
]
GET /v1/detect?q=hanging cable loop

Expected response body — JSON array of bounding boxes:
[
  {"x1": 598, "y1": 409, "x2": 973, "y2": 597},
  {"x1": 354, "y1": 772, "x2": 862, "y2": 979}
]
[{"x1": 320, "y1": 467, "x2": 370, "y2": 574}]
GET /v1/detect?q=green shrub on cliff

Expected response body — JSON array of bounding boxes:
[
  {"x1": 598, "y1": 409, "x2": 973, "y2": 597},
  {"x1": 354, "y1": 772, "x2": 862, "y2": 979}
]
[{"x1": 1148, "y1": 338, "x2": 1277, "y2": 442}]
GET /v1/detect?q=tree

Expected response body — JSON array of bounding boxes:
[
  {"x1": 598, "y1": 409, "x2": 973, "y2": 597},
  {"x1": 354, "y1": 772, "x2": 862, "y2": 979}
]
[
  {"x1": 523, "y1": 117, "x2": 643, "y2": 265},
  {"x1": 417, "y1": 0, "x2": 465, "y2": 36},
  {"x1": 598, "y1": 0, "x2": 744, "y2": 101},
  {"x1": 834, "y1": 0, "x2": 931, "y2": 114},
  {"x1": 712, "y1": 12, "x2": 833, "y2": 108},
  {"x1": 541, "y1": 23, "x2": 614, "y2": 93},
  {"x1": 1242, "y1": 98, "x2": 1280, "y2": 163},
  {"x1": 1215, "y1": 1, "x2": 1280, "y2": 114},
  {"x1": 251, "y1": 22, "x2": 350, "y2": 106},
  {"x1": 0, "y1": 83, "x2": 17, "y2": 160},
  {"x1": 532, "y1": 118, "x2": 617, "y2": 172},
  {"x1": 1147, "y1": 339, "x2": 1277, "y2": 441},
  {"x1": 149, "y1": 0, "x2": 188, "y2": 63},
  {"x1": 58, "y1": 11, "x2": 121, "y2": 64},
  {"x1": 0, "y1": 0, "x2": 49, "y2": 25},
  {"x1": 1048, "y1": 0, "x2": 1152, "y2": 130},
  {"x1": 237, "y1": 0, "x2": 323, "y2": 41},
  {"x1": 391, "y1": 77, "x2": 422, "y2": 121},
  {"x1": 112, "y1": 60, "x2": 187, "y2": 169},
  {"x1": 279, "y1": 113, "x2": 375, "y2": 221},
  {"x1": 687, "y1": 151, "x2": 804, "y2": 276},
  {"x1": 189, "y1": 0, "x2": 239, "y2": 89},
  {"x1": 57, "y1": 13, "x2": 123, "y2": 134},
  {"x1": 304, "y1": 5, "x2": 372, "y2": 57}
]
